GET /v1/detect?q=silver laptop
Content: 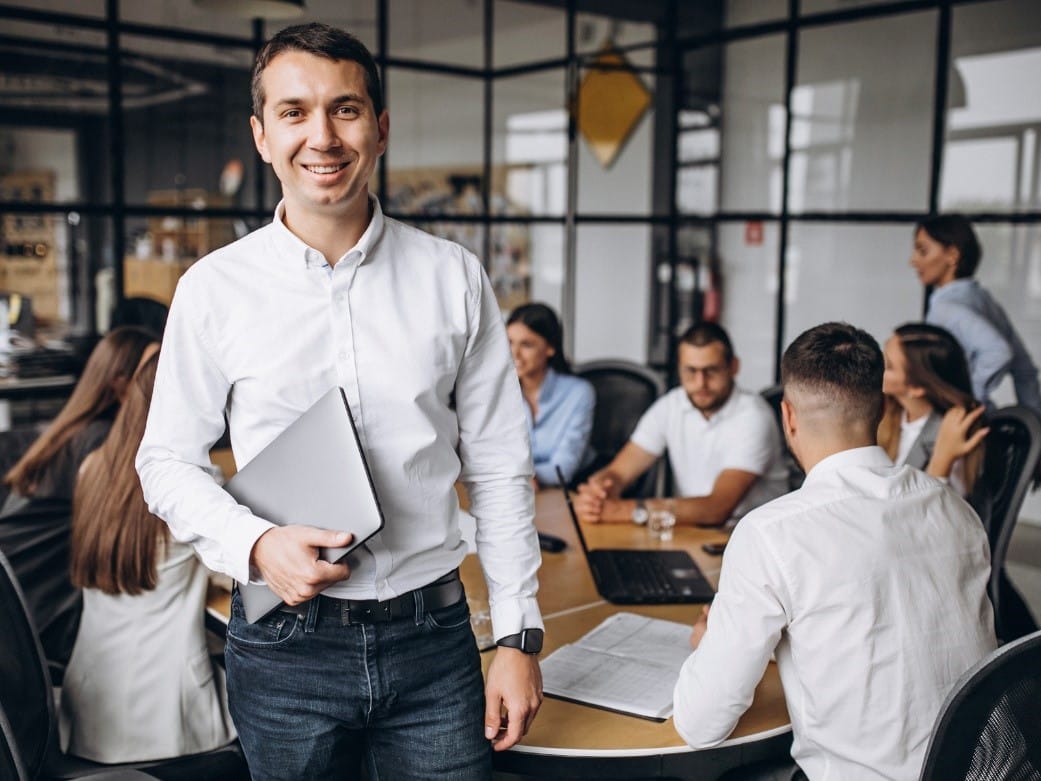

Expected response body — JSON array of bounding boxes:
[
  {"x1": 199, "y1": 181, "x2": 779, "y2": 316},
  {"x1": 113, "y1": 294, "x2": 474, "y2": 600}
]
[{"x1": 224, "y1": 387, "x2": 385, "y2": 622}]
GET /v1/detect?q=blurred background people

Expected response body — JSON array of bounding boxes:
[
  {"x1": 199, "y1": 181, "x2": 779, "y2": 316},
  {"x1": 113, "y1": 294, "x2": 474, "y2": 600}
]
[
  {"x1": 911, "y1": 214, "x2": 1041, "y2": 416},
  {"x1": 878, "y1": 322, "x2": 988, "y2": 497},
  {"x1": 0, "y1": 325, "x2": 158, "y2": 677},
  {"x1": 507, "y1": 302, "x2": 594, "y2": 487},
  {"x1": 62, "y1": 349, "x2": 235, "y2": 763}
]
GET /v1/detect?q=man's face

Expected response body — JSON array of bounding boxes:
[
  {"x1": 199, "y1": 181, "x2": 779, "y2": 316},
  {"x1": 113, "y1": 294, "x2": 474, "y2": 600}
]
[
  {"x1": 677, "y1": 341, "x2": 737, "y2": 415},
  {"x1": 250, "y1": 51, "x2": 388, "y2": 224}
]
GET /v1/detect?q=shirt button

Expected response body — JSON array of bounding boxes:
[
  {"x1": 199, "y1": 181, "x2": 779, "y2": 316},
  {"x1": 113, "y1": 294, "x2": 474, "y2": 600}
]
[{"x1": 338, "y1": 351, "x2": 348, "y2": 360}]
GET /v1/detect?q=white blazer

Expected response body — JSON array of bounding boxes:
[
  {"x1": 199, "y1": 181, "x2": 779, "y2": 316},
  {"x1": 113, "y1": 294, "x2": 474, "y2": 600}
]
[{"x1": 61, "y1": 538, "x2": 236, "y2": 763}]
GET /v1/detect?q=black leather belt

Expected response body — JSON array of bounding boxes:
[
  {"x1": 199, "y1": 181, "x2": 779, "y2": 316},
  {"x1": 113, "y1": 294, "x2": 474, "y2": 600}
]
[{"x1": 277, "y1": 569, "x2": 463, "y2": 626}]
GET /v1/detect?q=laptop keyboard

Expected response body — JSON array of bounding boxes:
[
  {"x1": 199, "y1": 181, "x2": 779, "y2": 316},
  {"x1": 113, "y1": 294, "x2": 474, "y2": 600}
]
[{"x1": 612, "y1": 552, "x2": 678, "y2": 597}]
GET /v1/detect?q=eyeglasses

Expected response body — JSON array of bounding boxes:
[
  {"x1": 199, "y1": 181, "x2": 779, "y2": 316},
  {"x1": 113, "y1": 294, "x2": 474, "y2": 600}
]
[{"x1": 680, "y1": 364, "x2": 729, "y2": 381}]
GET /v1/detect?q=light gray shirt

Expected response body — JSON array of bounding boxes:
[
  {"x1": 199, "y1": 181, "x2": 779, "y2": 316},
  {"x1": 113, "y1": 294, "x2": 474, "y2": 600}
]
[{"x1": 928, "y1": 278, "x2": 1041, "y2": 414}]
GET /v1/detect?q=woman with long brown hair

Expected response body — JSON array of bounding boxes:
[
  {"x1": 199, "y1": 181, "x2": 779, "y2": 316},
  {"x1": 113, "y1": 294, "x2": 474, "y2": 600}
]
[
  {"x1": 0, "y1": 325, "x2": 157, "y2": 673},
  {"x1": 62, "y1": 349, "x2": 235, "y2": 762},
  {"x1": 3, "y1": 325, "x2": 157, "y2": 505},
  {"x1": 878, "y1": 322, "x2": 988, "y2": 496}
]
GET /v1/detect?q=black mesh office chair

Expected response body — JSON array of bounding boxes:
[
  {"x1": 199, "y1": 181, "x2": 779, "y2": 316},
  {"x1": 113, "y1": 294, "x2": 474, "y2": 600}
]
[
  {"x1": 0, "y1": 498, "x2": 80, "y2": 686},
  {"x1": 573, "y1": 359, "x2": 666, "y2": 498},
  {"x1": 758, "y1": 384, "x2": 804, "y2": 491},
  {"x1": 918, "y1": 629, "x2": 1041, "y2": 781},
  {"x1": 0, "y1": 426, "x2": 44, "y2": 509},
  {"x1": 969, "y1": 406, "x2": 1041, "y2": 642},
  {"x1": 0, "y1": 549, "x2": 249, "y2": 780}
]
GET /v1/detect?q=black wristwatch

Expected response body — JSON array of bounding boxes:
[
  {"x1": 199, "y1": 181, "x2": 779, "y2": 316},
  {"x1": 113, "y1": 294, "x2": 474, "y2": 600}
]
[{"x1": 496, "y1": 628, "x2": 544, "y2": 654}]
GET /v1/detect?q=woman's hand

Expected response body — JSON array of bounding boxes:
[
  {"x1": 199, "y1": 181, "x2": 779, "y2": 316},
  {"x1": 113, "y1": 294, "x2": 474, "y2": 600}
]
[{"x1": 928, "y1": 405, "x2": 989, "y2": 479}]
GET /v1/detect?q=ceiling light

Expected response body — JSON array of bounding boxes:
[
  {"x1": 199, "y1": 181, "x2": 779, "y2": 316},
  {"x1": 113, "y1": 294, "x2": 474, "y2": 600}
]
[{"x1": 192, "y1": 0, "x2": 305, "y2": 20}]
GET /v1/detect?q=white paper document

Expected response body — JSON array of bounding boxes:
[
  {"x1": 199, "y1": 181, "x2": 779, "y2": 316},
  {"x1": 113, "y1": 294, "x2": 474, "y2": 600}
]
[{"x1": 540, "y1": 612, "x2": 694, "y2": 720}]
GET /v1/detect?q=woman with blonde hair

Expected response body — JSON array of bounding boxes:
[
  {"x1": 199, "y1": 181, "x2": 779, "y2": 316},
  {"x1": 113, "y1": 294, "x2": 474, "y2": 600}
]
[
  {"x1": 879, "y1": 322, "x2": 988, "y2": 496},
  {"x1": 0, "y1": 325, "x2": 157, "y2": 673},
  {"x1": 62, "y1": 349, "x2": 235, "y2": 763}
]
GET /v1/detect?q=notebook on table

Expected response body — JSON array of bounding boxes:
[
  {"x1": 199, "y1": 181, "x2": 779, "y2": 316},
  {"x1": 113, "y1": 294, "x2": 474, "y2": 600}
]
[
  {"x1": 225, "y1": 387, "x2": 385, "y2": 622},
  {"x1": 557, "y1": 470, "x2": 714, "y2": 605}
]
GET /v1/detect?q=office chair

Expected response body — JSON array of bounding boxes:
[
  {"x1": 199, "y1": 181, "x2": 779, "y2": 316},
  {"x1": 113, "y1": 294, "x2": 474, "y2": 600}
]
[
  {"x1": 969, "y1": 406, "x2": 1041, "y2": 642},
  {"x1": 758, "y1": 385, "x2": 804, "y2": 492},
  {"x1": 0, "y1": 498, "x2": 79, "y2": 686},
  {"x1": 0, "y1": 703, "x2": 27, "y2": 781},
  {"x1": 0, "y1": 549, "x2": 249, "y2": 780},
  {"x1": 574, "y1": 359, "x2": 666, "y2": 498},
  {"x1": 918, "y1": 629, "x2": 1041, "y2": 781},
  {"x1": 0, "y1": 426, "x2": 45, "y2": 509}
]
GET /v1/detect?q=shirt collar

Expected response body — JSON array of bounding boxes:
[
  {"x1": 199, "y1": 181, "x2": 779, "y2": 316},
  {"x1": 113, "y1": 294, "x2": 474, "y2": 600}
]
[
  {"x1": 802, "y1": 445, "x2": 893, "y2": 486},
  {"x1": 682, "y1": 384, "x2": 742, "y2": 423},
  {"x1": 931, "y1": 277, "x2": 975, "y2": 301},
  {"x1": 538, "y1": 368, "x2": 560, "y2": 404},
  {"x1": 269, "y1": 194, "x2": 386, "y2": 270}
]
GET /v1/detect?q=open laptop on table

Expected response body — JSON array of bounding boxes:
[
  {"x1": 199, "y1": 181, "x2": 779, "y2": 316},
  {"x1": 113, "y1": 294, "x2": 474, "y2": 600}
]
[{"x1": 557, "y1": 468, "x2": 714, "y2": 604}]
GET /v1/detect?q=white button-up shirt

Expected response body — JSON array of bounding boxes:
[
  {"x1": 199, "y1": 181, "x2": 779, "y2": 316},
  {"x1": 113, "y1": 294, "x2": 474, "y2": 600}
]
[
  {"x1": 136, "y1": 198, "x2": 542, "y2": 638},
  {"x1": 673, "y1": 446, "x2": 996, "y2": 780}
]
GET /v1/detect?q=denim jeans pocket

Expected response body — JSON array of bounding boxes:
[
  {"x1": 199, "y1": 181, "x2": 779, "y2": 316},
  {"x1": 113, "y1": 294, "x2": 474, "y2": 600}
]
[
  {"x1": 423, "y1": 597, "x2": 471, "y2": 631},
  {"x1": 227, "y1": 593, "x2": 302, "y2": 648}
]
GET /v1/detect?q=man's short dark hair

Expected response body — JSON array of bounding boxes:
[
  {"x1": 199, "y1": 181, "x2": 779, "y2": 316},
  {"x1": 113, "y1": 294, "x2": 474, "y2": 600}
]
[
  {"x1": 781, "y1": 322, "x2": 884, "y2": 427},
  {"x1": 251, "y1": 22, "x2": 384, "y2": 121},
  {"x1": 677, "y1": 322, "x2": 734, "y2": 363}
]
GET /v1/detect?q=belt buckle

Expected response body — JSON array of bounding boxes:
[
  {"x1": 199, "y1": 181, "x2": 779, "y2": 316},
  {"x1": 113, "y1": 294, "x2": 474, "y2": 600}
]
[{"x1": 339, "y1": 600, "x2": 352, "y2": 626}]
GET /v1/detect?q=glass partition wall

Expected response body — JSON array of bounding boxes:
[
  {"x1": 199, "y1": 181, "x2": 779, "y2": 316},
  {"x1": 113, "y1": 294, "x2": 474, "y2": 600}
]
[{"x1": 0, "y1": 0, "x2": 1037, "y2": 376}]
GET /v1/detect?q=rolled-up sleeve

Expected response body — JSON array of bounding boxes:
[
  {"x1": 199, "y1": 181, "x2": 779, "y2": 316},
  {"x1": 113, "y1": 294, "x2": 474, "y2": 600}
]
[
  {"x1": 136, "y1": 271, "x2": 273, "y2": 584},
  {"x1": 673, "y1": 521, "x2": 788, "y2": 746},
  {"x1": 456, "y1": 262, "x2": 543, "y2": 639}
]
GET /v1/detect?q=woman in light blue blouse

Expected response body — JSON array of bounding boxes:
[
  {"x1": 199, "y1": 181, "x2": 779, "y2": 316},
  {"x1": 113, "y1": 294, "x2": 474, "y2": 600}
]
[
  {"x1": 910, "y1": 214, "x2": 1041, "y2": 417},
  {"x1": 507, "y1": 303, "x2": 595, "y2": 487}
]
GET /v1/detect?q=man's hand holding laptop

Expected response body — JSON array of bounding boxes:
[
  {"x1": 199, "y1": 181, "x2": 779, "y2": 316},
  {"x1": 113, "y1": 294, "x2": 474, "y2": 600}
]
[{"x1": 250, "y1": 526, "x2": 353, "y2": 605}]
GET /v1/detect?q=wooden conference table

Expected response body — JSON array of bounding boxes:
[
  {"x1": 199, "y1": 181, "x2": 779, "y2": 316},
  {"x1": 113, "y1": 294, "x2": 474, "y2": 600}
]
[
  {"x1": 469, "y1": 489, "x2": 791, "y2": 779},
  {"x1": 208, "y1": 488, "x2": 791, "y2": 780}
]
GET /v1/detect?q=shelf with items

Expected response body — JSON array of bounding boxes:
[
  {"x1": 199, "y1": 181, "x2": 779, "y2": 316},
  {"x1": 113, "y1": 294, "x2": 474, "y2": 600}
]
[
  {"x1": 124, "y1": 188, "x2": 236, "y2": 306},
  {"x1": 0, "y1": 170, "x2": 65, "y2": 324}
]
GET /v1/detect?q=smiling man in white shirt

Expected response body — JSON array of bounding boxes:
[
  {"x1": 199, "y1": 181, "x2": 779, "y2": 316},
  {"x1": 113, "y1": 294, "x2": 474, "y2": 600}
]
[
  {"x1": 672, "y1": 321, "x2": 996, "y2": 781},
  {"x1": 136, "y1": 22, "x2": 542, "y2": 781}
]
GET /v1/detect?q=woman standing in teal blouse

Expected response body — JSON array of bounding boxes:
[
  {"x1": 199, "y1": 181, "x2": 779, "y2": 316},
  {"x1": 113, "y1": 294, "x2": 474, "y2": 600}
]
[{"x1": 507, "y1": 303, "x2": 595, "y2": 487}]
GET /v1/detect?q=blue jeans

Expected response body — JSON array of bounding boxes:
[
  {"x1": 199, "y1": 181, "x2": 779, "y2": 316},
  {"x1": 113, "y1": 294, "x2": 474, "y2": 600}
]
[{"x1": 225, "y1": 589, "x2": 490, "y2": 780}]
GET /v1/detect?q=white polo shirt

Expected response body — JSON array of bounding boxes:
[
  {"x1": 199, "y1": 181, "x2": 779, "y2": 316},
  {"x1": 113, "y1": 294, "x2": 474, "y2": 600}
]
[{"x1": 629, "y1": 385, "x2": 787, "y2": 518}]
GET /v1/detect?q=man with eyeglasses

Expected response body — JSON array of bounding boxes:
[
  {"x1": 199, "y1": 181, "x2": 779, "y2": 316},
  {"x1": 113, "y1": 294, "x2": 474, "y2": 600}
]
[{"x1": 574, "y1": 322, "x2": 787, "y2": 526}]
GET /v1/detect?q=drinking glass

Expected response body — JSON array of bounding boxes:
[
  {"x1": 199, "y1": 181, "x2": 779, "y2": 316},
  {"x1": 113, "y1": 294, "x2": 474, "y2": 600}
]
[{"x1": 648, "y1": 504, "x2": 676, "y2": 542}]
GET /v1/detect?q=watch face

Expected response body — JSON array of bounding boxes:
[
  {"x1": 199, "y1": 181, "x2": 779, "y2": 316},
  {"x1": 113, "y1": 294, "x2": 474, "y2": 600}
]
[{"x1": 522, "y1": 628, "x2": 544, "y2": 653}]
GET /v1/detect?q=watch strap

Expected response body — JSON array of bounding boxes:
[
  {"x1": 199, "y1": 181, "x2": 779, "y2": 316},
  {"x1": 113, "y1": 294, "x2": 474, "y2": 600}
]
[{"x1": 496, "y1": 628, "x2": 544, "y2": 654}]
